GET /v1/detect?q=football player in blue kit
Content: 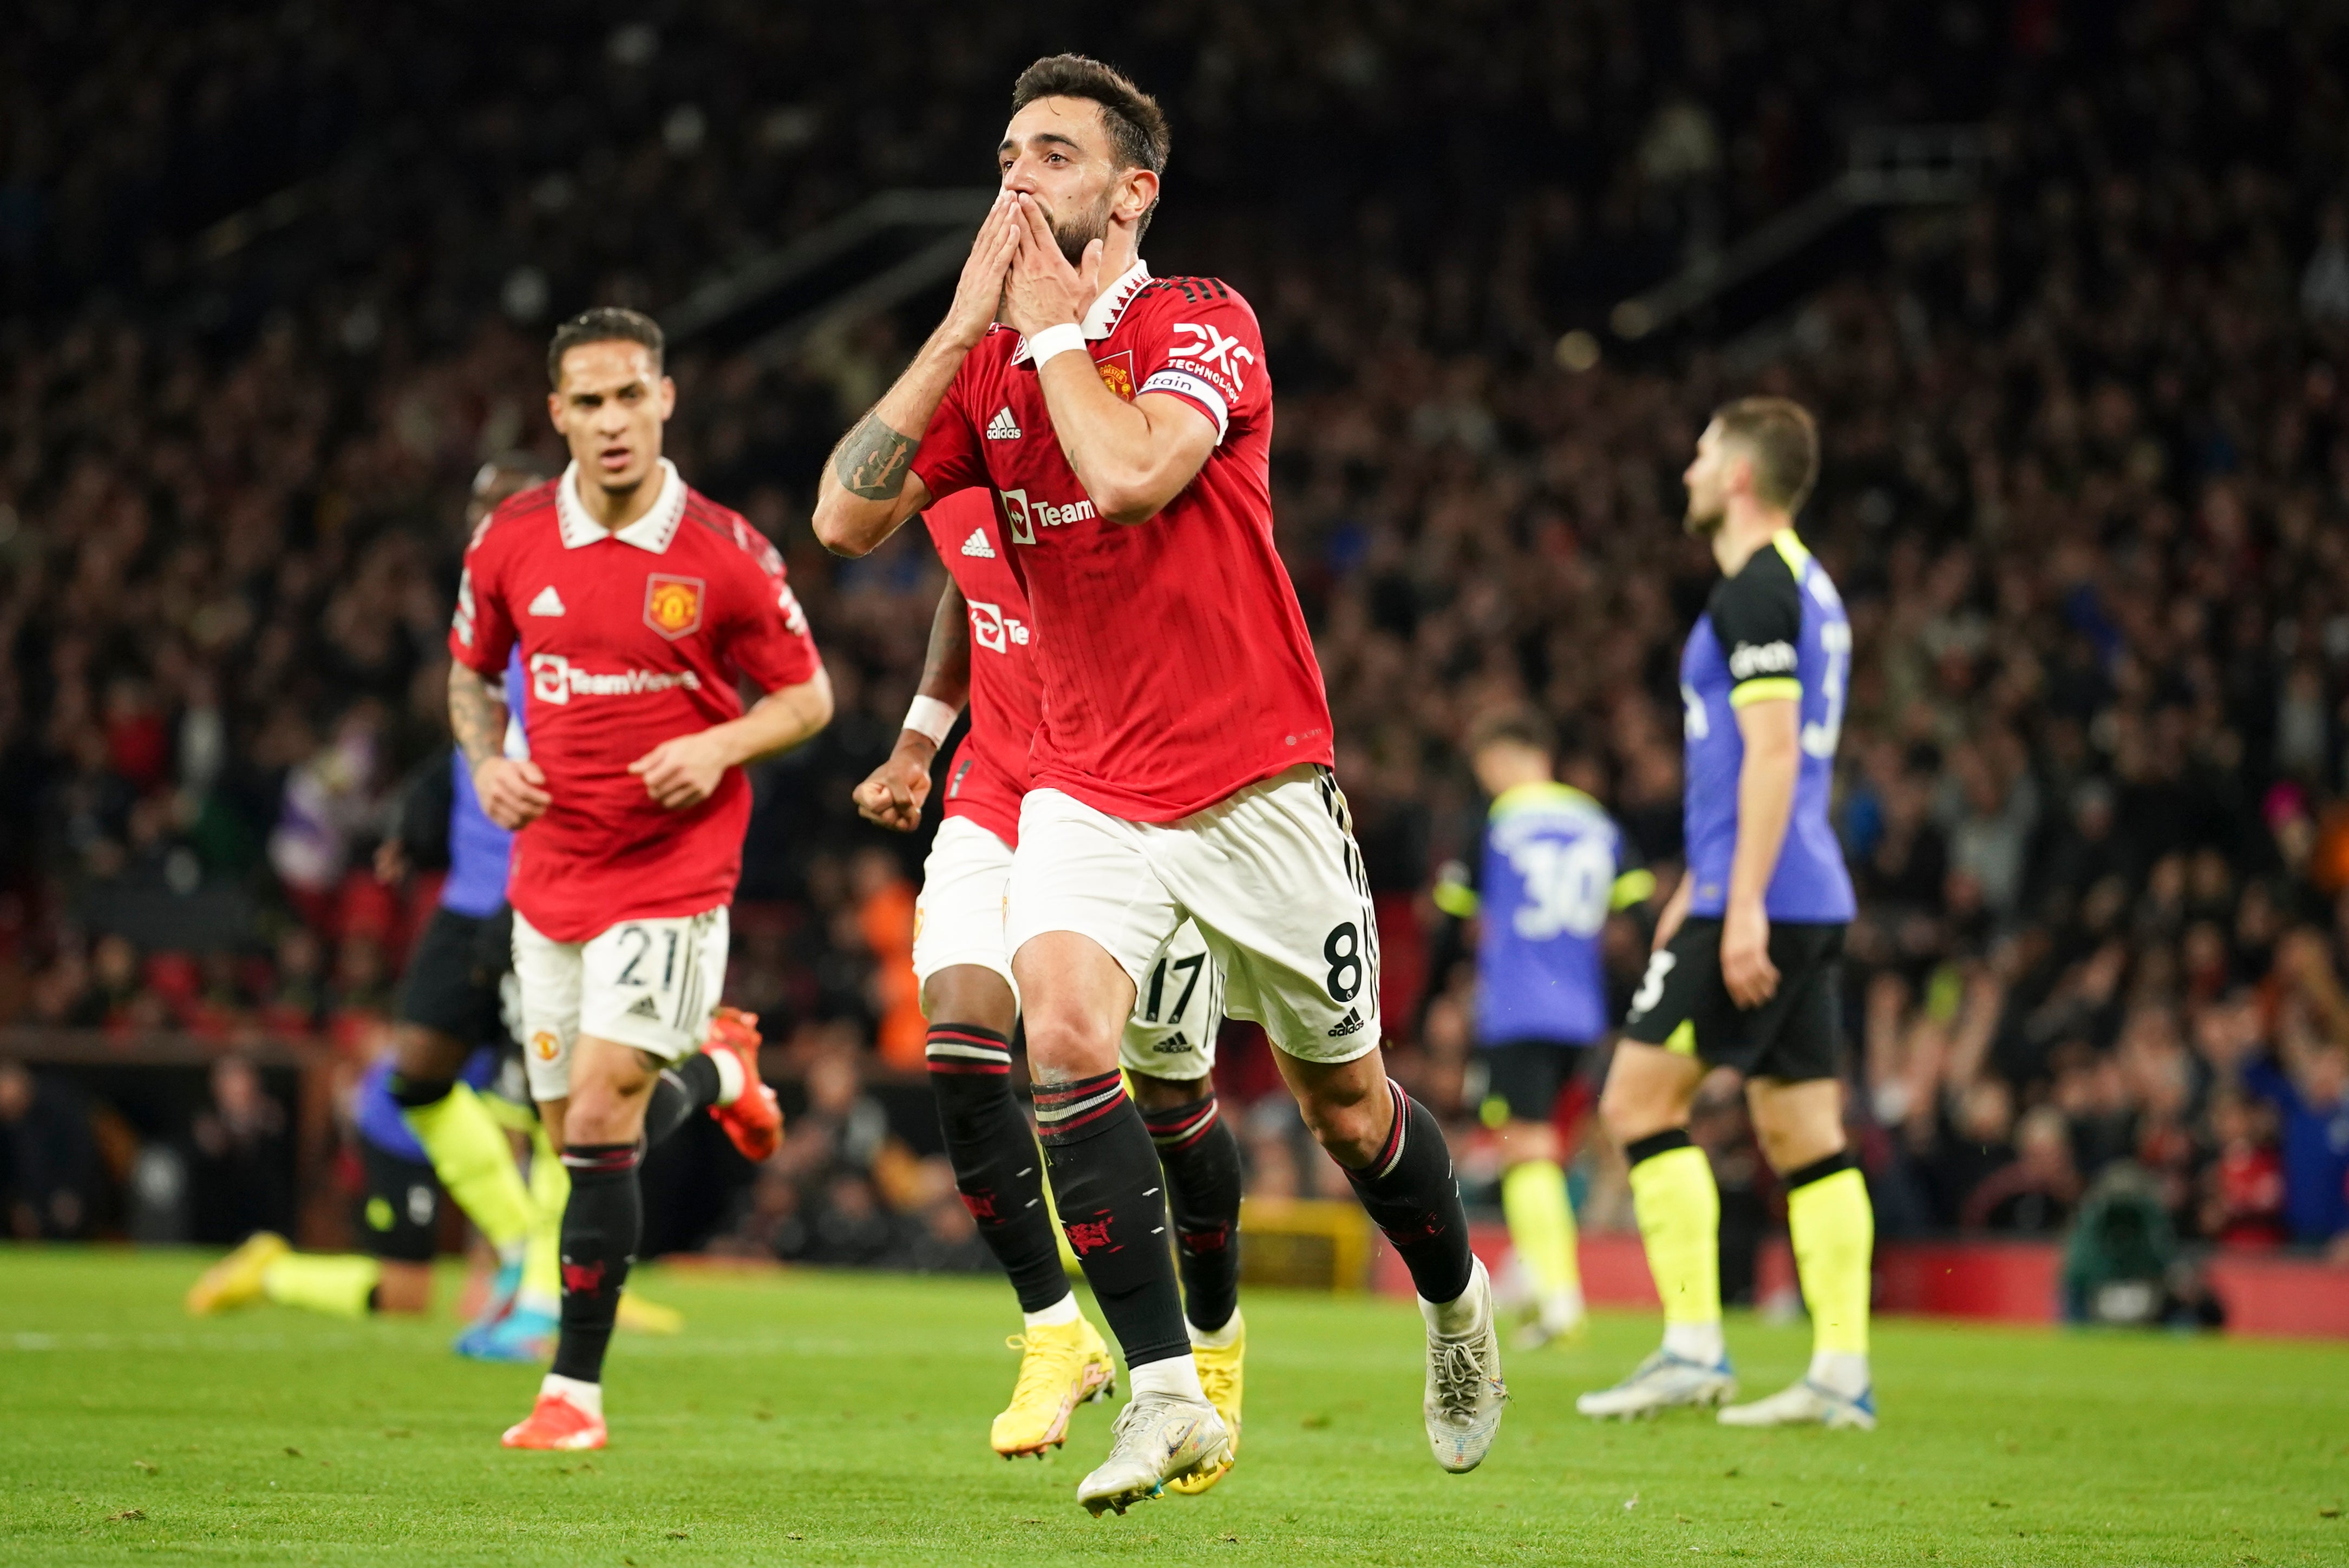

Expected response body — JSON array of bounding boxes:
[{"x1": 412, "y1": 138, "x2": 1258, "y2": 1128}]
[
  {"x1": 1435, "y1": 710, "x2": 1651, "y2": 1348},
  {"x1": 1576, "y1": 398, "x2": 1876, "y2": 1431}
]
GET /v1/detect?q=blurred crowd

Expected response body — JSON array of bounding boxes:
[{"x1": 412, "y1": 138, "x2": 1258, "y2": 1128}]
[{"x1": 5, "y1": 3, "x2": 2349, "y2": 1267}]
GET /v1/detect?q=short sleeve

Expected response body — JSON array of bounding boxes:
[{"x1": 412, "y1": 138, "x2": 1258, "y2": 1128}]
[
  {"x1": 1710, "y1": 551, "x2": 1804, "y2": 709},
  {"x1": 1131, "y1": 281, "x2": 1266, "y2": 446},
  {"x1": 448, "y1": 517, "x2": 515, "y2": 676},
  {"x1": 908, "y1": 357, "x2": 989, "y2": 501},
  {"x1": 720, "y1": 520, "x2": 823, "y2": 693}
]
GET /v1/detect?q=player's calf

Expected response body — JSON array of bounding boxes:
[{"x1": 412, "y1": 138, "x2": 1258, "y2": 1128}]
[
  {"x1": 928, "y1": 1020, "x2": 1067, "y2": 1316},
  {"x1": 1137, "y1": 1079, "x2": 1246, "y2": 1494}
]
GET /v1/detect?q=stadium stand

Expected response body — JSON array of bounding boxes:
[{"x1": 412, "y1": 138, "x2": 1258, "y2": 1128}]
[{"x1": 4, "y1": 3, "x2": 2348, "y2": 1305}]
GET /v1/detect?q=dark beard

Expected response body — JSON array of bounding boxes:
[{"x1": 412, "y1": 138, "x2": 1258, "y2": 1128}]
[
  {"x1": 1683, "y1": 504, "x2": 1724, "y2": 538},
  {"x1": 1049, "y1": 194, "x2": 1111, "y2": 267}
]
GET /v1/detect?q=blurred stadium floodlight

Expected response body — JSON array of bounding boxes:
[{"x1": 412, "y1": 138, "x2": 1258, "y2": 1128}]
[
  {"x1": 660, "y1": 187, "x2": 997, "y2": 364},
  {"x1": 1608, "y1": 125, "x2": 1991, "y2": 343}
]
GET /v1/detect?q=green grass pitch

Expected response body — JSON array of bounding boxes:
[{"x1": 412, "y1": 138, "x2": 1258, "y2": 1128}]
[{"x1": 2, "y1": 1250, "x2": 2345, "y2": 1565}]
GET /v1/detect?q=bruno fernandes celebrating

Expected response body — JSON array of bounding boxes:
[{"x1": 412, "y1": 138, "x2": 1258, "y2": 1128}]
[
  {"x1": 453, "y1": 307, "x2": 833, "y2": 1450},
  {"x1": 815, "y1": 57, "x2": 1504, "y2": 1513},
  {"x1": 853, "y1": 486, "x2": 1242, "y2": 1485}
]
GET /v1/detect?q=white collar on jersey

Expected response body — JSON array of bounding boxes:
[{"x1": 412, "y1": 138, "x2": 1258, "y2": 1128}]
[
  {"x1": 554, "y1": 457, "x2": 688, "y2": 553},
  {"x1": 1009, "y1": 259, "x2": 1153, "y2": 365}
]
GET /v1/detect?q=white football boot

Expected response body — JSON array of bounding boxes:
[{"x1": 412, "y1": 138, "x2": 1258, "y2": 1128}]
[
  {"x1": 1424, "y1": 1258, "x2": 1508, "y2": 1472},
  {"x1": 1575, "y1": 1347, "x2": 1737, "y2": 1419},
  {"x1": 1075, "y1": 1392, "x2": 1229, "y2": 1517},
  {"x1": 1719, "y1": 1377, "x2": 1877, "y2": 1430}
]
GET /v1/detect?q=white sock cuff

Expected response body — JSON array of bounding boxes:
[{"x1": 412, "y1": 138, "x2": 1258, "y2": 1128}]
[
  {"x1": 541, "y1": 1372, "x2": 603, "y2": 1418},
  {"x1": 1419, "y1": 1257, "x2": 1490, "y2": 1338},
  {"x1": 706, "y1": 1048, "x2": 746, "y2": 1107},
  {"x1": 1128, "y1": 1355, "x2": 1208, "y2": 1403},
  {"x1": 1186, "y1": 1309, "x2": 1241, "y2": 1349},
  {"x1": 1663, "y1": 1320, "x2": 1726, "y2": 1366},
  {"x1": 1021, "y1": 1294, "x2": 1081, "y2": 1329},
  {"x1": 1807, "y1": 1348, "x2": 1870, "y2": 1398}
]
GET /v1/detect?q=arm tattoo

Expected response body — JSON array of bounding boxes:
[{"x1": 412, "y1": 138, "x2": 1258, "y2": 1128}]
[
  {"x1": 834, "y1": 410, "x2": 916, "y2": 500},
  {"x1": 919, "y1": 583, "x2": 971, "y2": 707},
  {"x1": 447, "y1": 663, "x2": 507, "y2": 771}
]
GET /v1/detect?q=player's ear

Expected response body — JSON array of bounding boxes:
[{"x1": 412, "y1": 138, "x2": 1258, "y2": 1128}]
[
  {"x1": 657, "y1": 376, "x2": 677, "y2": 421},
  {"x1": 1114, "y1": 167, "x2": 1158, "y2": 231},
  {"x1": 546, "y1": 390, "x2": 567, "y2": 432}
]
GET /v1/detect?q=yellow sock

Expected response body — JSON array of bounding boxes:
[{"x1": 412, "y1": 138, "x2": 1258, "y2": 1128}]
[
  {"x1": 1788, "y1": 1165, "x2": 1873, "y2": 1356},
  {"x1": 522, "y1": 1124, "x2": 568, "y2": 1305},
  {"x1": 261, "y1": 1254, "x2": 380, "y2": 1318},
  {"x1": 402, "y1": 1083, "x2": 535, "y2": 1250},
  {"x1": 1501, "y1": 1160, "x2": 1580, "y2": 1297},
  {"x1": 1628, "y1": 1143, "x2": 1720, "y2": 1327}
]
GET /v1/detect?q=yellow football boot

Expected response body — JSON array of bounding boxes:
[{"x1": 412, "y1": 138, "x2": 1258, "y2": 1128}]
[
  {"x1": 1167, "y1": 1309, "x2": 1245, "y2": 1494},
  {"x1": 991, "y1": 1315, "x2": 1116, "y2": 1458},
  {"x1": 185, "y1": 1231, "x2": 289, "y2": 1315},
  {"x1": 616, "y1": 1289, "x2": 684, "y2": 1335}
]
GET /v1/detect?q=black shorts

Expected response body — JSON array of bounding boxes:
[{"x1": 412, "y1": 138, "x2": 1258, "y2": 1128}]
[
  {"x1": 395, "y1": 904, "x2": 513, "y2": 1047},
  {"x1": 1621, "y1": 917, "x2": 1845, "y2": 1082},
  {"x1": 357, "y1": 1142, "x2": 440, "y2": 1263},
  {"x1": 1476, "y1": 1039, "x2": 1591, "y2": 1125}
]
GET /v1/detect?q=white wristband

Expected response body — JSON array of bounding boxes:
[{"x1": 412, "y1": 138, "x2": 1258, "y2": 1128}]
[
  {"x1": 1026, "y1": 322, "x2": 1087, "y2": 368},
  {"x1": 903, "y1": 695, "x2": 959, "y2": 747}
]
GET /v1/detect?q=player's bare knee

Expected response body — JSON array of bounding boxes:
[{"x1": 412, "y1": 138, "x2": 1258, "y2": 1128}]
[
  {"x1": 1022, "y1": 1005, "x2": 1120, "y2": 1082},
  {"x1": 1127, "y1": 1070, "x2": 1208, "y2": 1112},
  {"x1": 921, "y1": 965, "x2": 1018, "y2": 1036},
  {"x1": 1499, "y1": 1119, "x2": 1560, "y2": 1167},
  {"x1": 374, "y1": 1263, "x2": 433, "y2": 1315},
  {"x1": 1599, "y1": 1077, "x2": 1679, "y2": 1150},
  {"x1": 1294, "y1": 1079, "x2": 1385, "y2": 1166},
  {"x1": 390, "y1": 1023, "x2": 467, "y2": 1082}
]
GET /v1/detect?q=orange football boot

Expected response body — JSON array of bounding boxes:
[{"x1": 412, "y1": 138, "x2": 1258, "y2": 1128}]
[
  {"x1": 704, "y1": 1006, "x2": 782, "y2": 1162},
  {"x1": 501, "y1": 1390, "x2": 606, "y2": 1451}
]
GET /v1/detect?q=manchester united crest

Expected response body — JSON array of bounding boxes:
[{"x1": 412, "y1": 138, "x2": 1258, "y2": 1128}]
[
  {"x1": 643, "y1": 573, "x2": 705, "y2": 640},
  {"x1": 1095, "y1": 350, "x2": 1136, "y2": 402}
]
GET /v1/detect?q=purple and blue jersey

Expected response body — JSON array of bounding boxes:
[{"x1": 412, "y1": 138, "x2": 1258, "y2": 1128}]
[
  {"x1": 1679, "y1": 530, "x2": 1856, "y2": 923},
  {"x1": 438, "y1": 647, "x2": 527, "y2": 917},
  {"x1": 1444, "y1": 783, "x2": 1651, "y2": 1046}
]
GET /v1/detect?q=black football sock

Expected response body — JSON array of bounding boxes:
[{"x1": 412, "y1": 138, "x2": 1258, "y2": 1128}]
[
  {"x1": 926, "y1": 1023, "x2": 1065, "y2": 1313},
  {"x1": 550, "y1": 1143, "x2": 640, "y2": 1385},
  {"x1": 642, "y1": 1054, "x2": 724, "y2": 1147},
  {"x1": 1035, "y1": 1069, "x2": 1189, "y2": 1368},
  {"x1": 1342, "y1": 1080, "x2": 1475, "y2": 1307},
  {"x1": 1142, "y1": 1091, "x2": 1244, "y2": 1335}
]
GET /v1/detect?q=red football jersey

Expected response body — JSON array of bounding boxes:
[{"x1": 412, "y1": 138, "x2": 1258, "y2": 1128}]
[
  {"x1": 909, "y1": 263, "x2": 1333, "y2": 822},
  {"x1": 921, "y1": 486, "x2": 1036, "y2": 847},
  {"x1": 449, "y1": 461, "x2": 822, "y2": 941}
]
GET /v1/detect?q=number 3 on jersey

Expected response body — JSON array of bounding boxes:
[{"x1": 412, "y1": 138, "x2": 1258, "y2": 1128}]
[
  {"x1": 1803, "y1": 619, "x2": 1850, "y2": 759},
  {"x1": 1627, "y1": 949, "x2": 1677, "y2": 1021}
]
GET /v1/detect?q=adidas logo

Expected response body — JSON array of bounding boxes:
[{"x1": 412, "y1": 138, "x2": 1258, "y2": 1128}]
[
  {"x1": 985, "y1": 406, "x2": 1022, "y2": 441},
  {"x1": 528, "y1": 586, "x2": 566, "y2": 616},
  {"x1": 1327, "y1": 1008, "x2": 1365, "y2": 1039},
  {"x1": 625, "y1": 993, "x2": 662, "y2": 1020},
  {"x1": 959, "y1": 528, "x2": 996, "y2": 559}
]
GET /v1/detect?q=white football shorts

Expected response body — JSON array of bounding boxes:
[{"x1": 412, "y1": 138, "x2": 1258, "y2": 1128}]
[
  {"x1": 1006, "y1": 764, "x2": 1381, "y2": 1066},
  {"x1": 511, "y1": 906, "x2": 729, "y2": 1101},
  {"x1": 917, "y1": 813, "x2": 1220, "y2": 1080}
]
